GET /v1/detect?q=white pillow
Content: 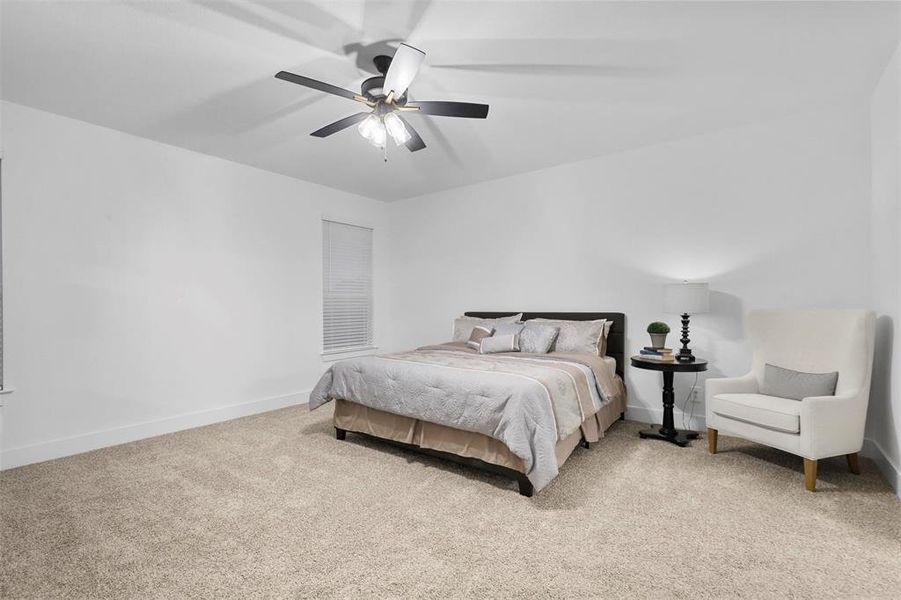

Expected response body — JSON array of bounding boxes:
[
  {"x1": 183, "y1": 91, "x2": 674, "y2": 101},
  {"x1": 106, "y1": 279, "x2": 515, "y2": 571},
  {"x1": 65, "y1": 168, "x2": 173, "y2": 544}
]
[
  {"x1": 452, "y1": 314, "x2": 523, "y2": 341},
  {"x1": 529, "y1": 318, "x2": 607, "y2": 355}
]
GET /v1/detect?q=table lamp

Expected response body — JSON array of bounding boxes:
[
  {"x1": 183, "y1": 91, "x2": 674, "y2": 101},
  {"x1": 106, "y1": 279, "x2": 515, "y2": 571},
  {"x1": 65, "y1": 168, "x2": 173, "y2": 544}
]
[{"x1": 664, "y1": 281, "x2": 709, "y2": 362}]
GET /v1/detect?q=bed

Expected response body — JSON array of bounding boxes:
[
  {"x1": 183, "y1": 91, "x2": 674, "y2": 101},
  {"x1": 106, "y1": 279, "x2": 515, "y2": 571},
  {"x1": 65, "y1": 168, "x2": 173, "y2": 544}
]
[{"x1": 309, "y1": 312, "x2": 627, "y2": 496}]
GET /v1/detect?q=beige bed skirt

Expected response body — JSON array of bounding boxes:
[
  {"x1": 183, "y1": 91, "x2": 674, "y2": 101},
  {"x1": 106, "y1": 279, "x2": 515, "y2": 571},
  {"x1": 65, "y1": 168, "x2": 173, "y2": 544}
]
[{"x1": 333, "y1": 388, "x2": 626, "y2": 474}]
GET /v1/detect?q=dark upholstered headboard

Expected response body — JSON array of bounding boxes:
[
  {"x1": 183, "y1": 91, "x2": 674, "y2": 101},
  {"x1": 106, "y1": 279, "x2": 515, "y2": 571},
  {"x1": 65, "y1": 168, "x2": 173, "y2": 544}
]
[{"x1": 463, "y1": 312, "x2": 626, "y2": 377}]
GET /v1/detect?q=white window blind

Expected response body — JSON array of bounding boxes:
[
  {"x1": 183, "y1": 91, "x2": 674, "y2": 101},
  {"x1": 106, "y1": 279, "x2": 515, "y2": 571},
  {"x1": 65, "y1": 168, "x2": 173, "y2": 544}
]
[
  {"x1": 322, "y1": 220, "x2": 373, "y2": 353},
  {"x1": 0, "y1": 159, "x2": 4, "y2": 390}
]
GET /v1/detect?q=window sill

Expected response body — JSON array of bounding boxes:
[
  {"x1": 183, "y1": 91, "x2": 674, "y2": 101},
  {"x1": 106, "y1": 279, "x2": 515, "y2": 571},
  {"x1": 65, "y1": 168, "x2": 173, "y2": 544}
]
[{"x1": 321, "y1": 346, "x2": 378, "y2": 363}]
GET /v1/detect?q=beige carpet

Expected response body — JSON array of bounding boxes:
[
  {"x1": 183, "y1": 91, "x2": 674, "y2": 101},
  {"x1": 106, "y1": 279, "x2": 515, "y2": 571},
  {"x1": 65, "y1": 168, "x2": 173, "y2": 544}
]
[{"x1": 2, "y1": 406, "x2": 899, "y2": 599}]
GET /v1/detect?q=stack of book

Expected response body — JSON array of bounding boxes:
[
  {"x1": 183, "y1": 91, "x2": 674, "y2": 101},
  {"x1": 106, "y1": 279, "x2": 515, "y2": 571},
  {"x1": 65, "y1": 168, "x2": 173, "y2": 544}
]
[{"x1": 639, "y1": 347, "x2": 674, "y2": 362}]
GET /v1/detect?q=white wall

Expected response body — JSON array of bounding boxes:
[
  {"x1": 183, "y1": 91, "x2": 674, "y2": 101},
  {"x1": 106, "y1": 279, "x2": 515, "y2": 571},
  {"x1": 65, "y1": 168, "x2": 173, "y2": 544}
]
[
  {"x1": 0, "y1": 101, "x2": 390, "y2": 468},
  {"x1": 389, "y1": 105, "x2": 872, "y2": 435},
  {"x1": 2, "y1": 92, "x2": 897, "y2": 496},
  {"x1": 868, "y1": 43, "x2": 901, "y2": 494}
]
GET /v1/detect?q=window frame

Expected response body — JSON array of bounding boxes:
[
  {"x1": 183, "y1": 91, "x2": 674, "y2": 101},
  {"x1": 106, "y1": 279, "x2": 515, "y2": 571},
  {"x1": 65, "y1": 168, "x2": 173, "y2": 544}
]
[
  {"x1": 0, "y1": 157, "x2": 5, "y2": 391},
  {"x1": 320, "y1": 217, "x2": 375, "y2": 358}
]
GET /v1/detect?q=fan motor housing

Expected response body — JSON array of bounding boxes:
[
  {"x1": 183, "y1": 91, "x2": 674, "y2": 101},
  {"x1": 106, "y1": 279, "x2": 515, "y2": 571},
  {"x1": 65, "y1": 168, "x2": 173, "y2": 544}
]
[
  {"x1": 362, "y1": 54, "x2": 403, "y2": 100},
  {"x1": 361, "y1": 76, "x2": 385, "y2": 99},
  {"x1": 372, "y1": 54, "x2": 393, "y2": 75}
]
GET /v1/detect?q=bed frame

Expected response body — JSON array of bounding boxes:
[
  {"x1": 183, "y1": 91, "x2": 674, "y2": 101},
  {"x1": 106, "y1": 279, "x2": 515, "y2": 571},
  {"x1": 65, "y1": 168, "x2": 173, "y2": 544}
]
[{"x1": 335, "y1": 311, "x2": 627, "y2": 496}]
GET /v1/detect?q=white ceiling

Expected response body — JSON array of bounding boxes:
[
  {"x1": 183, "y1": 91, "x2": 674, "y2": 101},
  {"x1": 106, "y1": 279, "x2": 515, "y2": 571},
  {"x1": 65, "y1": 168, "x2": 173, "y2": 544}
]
[{"x1": 2, "y1": 1, "x2": 899, "y2": 201}]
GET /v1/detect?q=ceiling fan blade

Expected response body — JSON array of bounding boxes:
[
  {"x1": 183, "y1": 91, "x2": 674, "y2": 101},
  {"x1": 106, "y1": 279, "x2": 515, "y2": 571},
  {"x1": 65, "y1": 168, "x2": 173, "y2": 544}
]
[
  {"x1": 383, "y1": 43, "x2": 425, "y2": 98},
  {"x1": 409, "y1": 101, "x2": 489, "y2": 119},
  {"x1": 310, "y1": 112, "x2": 370, "y2": 138},
  {"x1": 395, "y1": 115, "x2": 426, "y2": 152},
  {"x1": 275, "y1": 71, "x2": 363, "y2": 102}
]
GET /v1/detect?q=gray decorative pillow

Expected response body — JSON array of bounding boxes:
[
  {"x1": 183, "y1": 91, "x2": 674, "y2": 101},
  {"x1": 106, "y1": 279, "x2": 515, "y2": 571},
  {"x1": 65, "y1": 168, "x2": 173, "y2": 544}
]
[
  {"x1": 493, "y1": 322, "x2": 525, "y2": 337},
  {"x1": 599, "y1": 320, "x2": 613, "y2": 356},
  {"x1": 480, "y1": 333, "x2": 520, "y2": 354},
  {"x1": 519, "y1": 323, "x2": 559, "y2": 354},
  {"x1": 761, "y1": 363, "x2": 838, "y2": 401},
  {"x1": 497, "y1": 313, "x2": 523, "y2": 323},
  {"x1": 466, "y1": 325, "x2": 494, "y2": 350},
  {"x1": 452, "y1": 314, "x2": 523, "y2": 341},
  {"x1": 530, "y1": 318, "x2": 606, "y2": 355}
]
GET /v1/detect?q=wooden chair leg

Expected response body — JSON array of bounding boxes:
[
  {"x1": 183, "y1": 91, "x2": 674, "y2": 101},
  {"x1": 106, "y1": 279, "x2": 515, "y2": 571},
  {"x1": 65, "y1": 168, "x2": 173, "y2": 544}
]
[
  {"x1": 846, "y1": 452, "x2": 861, "y2": 475},
  {"x1": 707, "y1": 428, "x2": 718, "y2": 454},
  {"x1": 804, "y1": 458, "x2": 817, "y2": 492}
]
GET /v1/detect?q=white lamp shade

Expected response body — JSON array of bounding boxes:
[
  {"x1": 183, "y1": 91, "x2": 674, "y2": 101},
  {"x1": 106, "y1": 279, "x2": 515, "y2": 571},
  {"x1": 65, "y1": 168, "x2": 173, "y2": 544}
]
[{"x1": 664, "y1": 282, "x2": 709, "y2": 314}]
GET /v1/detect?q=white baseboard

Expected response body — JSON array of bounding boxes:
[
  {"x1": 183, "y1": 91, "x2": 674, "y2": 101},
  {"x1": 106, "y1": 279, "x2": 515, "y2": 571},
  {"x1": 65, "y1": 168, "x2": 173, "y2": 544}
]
[
  {"x1": 862, "y1": 437, "x2": 901, "y2": 499},
  {"x1": 0, "y1": 390, "x2": 310, "y2": 471},
  {"x1": 7, "y1": 395, "x2": 897, "y2": 500},
  {"x1": 626, "y1": 404, "x2": 707, "y2": 431}
]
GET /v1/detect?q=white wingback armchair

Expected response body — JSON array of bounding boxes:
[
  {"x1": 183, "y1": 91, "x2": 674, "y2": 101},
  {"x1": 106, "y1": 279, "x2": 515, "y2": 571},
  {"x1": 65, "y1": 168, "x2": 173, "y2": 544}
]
[{"x1": 706, "y1": 309, "x2": 876, "y2": 491}]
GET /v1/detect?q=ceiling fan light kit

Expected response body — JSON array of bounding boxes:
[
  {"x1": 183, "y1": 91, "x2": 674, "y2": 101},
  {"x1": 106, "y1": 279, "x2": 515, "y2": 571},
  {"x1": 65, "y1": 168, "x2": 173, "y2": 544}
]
[
  {"x1": 275, "y1": 42, "x2": 489, "y2": 159},
  {"x1": 358, "y1": 114, "x2": 387, "y2": 148},
  {"x1": 383, "y1": 113, "x2": 412, "y2": 145}
]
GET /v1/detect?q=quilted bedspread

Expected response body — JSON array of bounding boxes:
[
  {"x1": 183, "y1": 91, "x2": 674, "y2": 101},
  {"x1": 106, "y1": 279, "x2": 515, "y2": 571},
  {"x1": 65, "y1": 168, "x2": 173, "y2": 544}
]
[{"x1": 309, "y1": 343, "x2": 617, "y2": 491}]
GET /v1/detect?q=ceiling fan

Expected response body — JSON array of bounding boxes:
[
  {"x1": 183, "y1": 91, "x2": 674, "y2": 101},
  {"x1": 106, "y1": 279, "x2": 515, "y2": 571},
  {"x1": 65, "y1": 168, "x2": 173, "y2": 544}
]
[{"x1": 275, "y1": 43, "x2": 489, "y2": 157}]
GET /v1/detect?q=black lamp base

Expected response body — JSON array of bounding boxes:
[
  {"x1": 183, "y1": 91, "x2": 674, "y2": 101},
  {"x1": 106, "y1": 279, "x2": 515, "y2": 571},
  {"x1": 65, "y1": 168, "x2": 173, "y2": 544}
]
[
  {"x1": 677, "y1": 313, "x2": 696, "y2": 362},
  {"x1": 676, "y1": 350, "x2": 696, "y2": 363}
]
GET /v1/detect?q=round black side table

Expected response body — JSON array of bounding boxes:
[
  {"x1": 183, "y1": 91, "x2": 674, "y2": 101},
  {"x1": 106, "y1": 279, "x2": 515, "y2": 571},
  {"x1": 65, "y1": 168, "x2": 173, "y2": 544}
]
[{"x1": 630, "y1": 356, "x2": 708, "y2": 447}]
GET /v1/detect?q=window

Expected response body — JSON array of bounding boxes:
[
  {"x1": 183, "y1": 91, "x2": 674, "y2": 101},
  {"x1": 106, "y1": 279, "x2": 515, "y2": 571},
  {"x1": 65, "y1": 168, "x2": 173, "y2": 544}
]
[
  {"x1": 0, "y1": 159, "x2": 4, "y2": 390},
  {"x1": 322, "y1": 219, "x2": 373, "y2": 354}
]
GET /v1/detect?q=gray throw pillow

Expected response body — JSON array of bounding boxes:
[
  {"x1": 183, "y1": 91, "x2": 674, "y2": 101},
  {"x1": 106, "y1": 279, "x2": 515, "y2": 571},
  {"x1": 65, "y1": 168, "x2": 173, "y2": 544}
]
[
  {"x1": 760, "y1": 363, "x2": 839, "y2": 401},
  {"x1": 519, "y1": 324, "x2": 559, "y2": 354},
  {"x1": 480, "y1": 334, "x2": 520, "y2": 354},
  {"x1": 530, "y1": 318, "x2": 606, "y2": 355},
  {"x1": 452, "y1": 314, "x2": 523, "y2": 341},
  {"x1": 599, "y1": 320, "x2": 613, "y2": 356},
  {"x1": 496, "y1": 313, "x2": 523, "y2": 324},
  {"x1": 466, "y1": 325, "x2": 494, "y2": 350},
  {"x1": 493, "y1": 322, "x2": 525, "y2": 337}
]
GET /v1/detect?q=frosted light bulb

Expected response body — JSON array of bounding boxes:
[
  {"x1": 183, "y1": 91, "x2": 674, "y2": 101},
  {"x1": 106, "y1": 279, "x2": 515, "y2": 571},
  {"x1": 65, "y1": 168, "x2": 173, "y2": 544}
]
[
  {"x1": 368, "y1": 119, "x2": 387, "y2": 148},
  {"x1": 357, "y1": 114, "x2": 379, "y2": 140},
  {"x1": 384, "y1": 112, "x2": 411, "y2": 146}
]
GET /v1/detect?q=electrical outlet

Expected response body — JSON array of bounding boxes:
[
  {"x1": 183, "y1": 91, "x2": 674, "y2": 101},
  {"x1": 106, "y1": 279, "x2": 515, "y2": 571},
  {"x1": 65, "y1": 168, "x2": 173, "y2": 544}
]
[{"x1": 691, "y1": 389, "x2": 702, "y2": 403}]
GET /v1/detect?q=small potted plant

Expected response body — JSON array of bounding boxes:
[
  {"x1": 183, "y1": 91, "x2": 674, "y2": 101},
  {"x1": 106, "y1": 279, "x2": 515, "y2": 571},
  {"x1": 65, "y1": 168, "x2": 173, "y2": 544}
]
[{"x1": 647, "y1": 321, "x2": 671, "y2": 349}]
